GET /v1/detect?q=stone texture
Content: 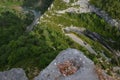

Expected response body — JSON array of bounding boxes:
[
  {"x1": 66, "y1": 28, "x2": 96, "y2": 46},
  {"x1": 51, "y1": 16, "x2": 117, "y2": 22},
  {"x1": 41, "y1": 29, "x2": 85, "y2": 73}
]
[
  {"x1": 0, "y1": 68, "x2": 28, "y2": 80},
  {"x1": 57, "y1": 0, "x2": 120, "y2": 29},
  {"x1": 63, "y1": 0, "x2": 70, "y2": 3},
  {"x1": 89, "y1": 5, "x2": 120, "y2": 29},
  {"x1": 34, "y1": 48, "x2": 99, "y2": 80}
]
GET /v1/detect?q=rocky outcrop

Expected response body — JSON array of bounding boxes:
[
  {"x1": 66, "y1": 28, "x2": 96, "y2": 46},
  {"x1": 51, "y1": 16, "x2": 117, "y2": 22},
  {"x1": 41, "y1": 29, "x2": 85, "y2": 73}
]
[
  {"x1": 0, "y1": 49, "x2": 117, "y2": 80},
  {"x1": 34, "y1": 48, "x2": 99, "y2": 80},
  {"x1": 57, "y1": 0, "x2": 91, "y2": 14},
  {"x1": 0, "y1": 68, "x2": 28, "y2": 80},
  {"x1": 89, "y1": 5, "x2": 120, "y2": 29},
  {"x1": 57, "y1": 0, "x2": 120, "y2": 29}
]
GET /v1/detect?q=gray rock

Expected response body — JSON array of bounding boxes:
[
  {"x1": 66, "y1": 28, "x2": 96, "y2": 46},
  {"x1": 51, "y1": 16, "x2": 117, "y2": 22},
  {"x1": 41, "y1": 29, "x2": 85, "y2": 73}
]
[
  {"x1": 63, "y1": 0, "x2": 70, "y2": 3},
  {"x1": 58, "y1": 0, "x2": 120, "y2": 29},
  {"x1": 89, "y1": 5, "x2": 120, "y2": 29},
  {"x1": 0, "y1": 68, "x2": 28, "y2": 80},
  {"x1": 34, "y1": 48, "x2": 99, "y2": 80}
]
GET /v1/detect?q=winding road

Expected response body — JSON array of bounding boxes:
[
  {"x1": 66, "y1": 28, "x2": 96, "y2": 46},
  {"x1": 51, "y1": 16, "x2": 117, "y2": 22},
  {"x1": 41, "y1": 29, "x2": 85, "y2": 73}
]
[
  {"x1": 25, "y1": 10, "x2": 41, "y2": 32},
  {"x1": 65, "y1": 33, "x2": 97, "y2": 55}
]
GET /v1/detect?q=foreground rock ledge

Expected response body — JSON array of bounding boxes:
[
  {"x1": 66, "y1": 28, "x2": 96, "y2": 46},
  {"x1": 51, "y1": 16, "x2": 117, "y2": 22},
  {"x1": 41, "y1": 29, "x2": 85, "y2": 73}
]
[
  {"x1": 34, "y1": 48, "x2": 99, "y2": 80},
  {"x1": 0, "y1": 68, "x2": 28, "y2": 80}
]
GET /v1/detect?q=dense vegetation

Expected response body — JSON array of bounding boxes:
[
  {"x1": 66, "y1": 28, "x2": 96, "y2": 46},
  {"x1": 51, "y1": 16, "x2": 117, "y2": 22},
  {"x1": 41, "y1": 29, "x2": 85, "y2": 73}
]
[
  {"x1": 0, "y1": 24, "x2": 86, "y2": 78},
  {"x1": 0, "y1": 0, "x2": 120, "y2": 79},
  {"x1": 0, "y1": 18, "x2": 89, "y2": 79},
  {"x1": 90, "y1": 0, "x2": 120, "y2": 20},
  {"x1": 0, "y1": 0, "x2": 89, "y2": 79},
  {"x1": 44, "y1": 10, "x2": 120, "y2": 50},
  {"x1": 0, "y1": 8, "x2": 33, "y2": 45},
  {"x1": 40, "y1": 0, "x2": 120, "y2": 68}
]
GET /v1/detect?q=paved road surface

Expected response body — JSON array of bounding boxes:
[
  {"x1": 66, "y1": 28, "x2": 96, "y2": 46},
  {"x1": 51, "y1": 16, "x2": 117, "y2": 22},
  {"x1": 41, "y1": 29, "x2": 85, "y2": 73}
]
[
  {"x1": 26, "y1": 10, "x2": 41, "y2": 32},
  {"x1": 66, "y1": 33, "x2": 97, "y2": 55}
]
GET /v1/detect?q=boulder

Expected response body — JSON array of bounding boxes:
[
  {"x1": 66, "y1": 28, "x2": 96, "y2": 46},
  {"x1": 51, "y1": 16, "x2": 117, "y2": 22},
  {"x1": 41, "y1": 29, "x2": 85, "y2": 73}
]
[
  {"x1": 0, "y1": 68, "x2": 28, "y2": 80},
  {"x1": 34, "y1": 48, "x2": 99, "y2": 80}
]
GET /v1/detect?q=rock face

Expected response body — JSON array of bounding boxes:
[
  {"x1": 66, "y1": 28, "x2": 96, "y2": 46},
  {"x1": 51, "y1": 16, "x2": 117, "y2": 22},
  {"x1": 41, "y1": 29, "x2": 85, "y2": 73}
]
[
  {"x1": 63, "y1": 0, "x2": 70, "y2": 3},
  {"x1": 58, "y1": 0, "x2": 120, "y2": 29},
  {"x1": 0, "y1": 68, "x2": 28, "y2": 80},
  {"x1": 89, "y1": 5, "x2": 120, "y2": 29},
  {"x1": 34, "y1": 48, "x2": 99, "y2": 80}
]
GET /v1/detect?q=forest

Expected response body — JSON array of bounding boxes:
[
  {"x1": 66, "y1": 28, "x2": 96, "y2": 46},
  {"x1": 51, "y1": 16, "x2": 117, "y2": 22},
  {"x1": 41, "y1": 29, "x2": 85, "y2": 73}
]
[
  {"x1": 0, "y1": 0, "x2": 83, "y2": 79},
  {"x1": 0, "y1": 0, "x2": 120, "y2": 79}
]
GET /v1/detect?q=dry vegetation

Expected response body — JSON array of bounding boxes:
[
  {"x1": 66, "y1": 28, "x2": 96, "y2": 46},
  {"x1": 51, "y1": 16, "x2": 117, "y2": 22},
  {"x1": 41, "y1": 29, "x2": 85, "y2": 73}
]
[
  {"x1": 57, "y1": 60, "x2": 78, "y2": 76},
  {"x1": 95, "y1": 67, "x2": 120, "y2": 80}
]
